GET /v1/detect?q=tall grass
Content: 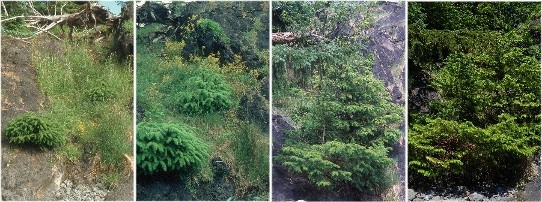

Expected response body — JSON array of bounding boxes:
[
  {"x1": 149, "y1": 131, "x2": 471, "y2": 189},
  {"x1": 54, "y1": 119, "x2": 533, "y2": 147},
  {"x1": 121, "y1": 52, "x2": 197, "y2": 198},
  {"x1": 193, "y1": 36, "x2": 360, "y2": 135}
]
[{"x1": 32, "y1": 40, "x2": 133, "y2": 183}]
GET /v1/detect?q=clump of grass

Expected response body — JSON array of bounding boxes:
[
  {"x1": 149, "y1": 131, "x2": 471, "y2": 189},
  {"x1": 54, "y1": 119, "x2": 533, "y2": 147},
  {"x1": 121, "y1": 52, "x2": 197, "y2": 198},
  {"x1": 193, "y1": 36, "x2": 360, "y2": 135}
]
[
  {"x1": 32, "y1": 39, "x2": 132, "y2": 186},
  {"x1": 57, "y1": 143, "x2": 82, "y2": 162},
  {"x1": 103, "y1": 172, "x2": 122, "y2": 189}
]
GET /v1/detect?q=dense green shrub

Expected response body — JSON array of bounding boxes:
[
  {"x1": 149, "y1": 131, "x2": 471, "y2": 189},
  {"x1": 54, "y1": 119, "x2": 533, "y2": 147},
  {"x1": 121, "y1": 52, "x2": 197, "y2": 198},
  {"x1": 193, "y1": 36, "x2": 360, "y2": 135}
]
[
  {"x1": 85, "y1": 81, "x2": 114, "y2": 102},
  {"x1": 4, "y1": 113, "x2": 66, "y2": 149},
  {"x1": 137, "y1": 122, "x2": 209, "y2": 175},
  {"x1": 177, "y1": 68, "x2": 234, "y2": 115},
  {"x1": 409, "y1": 116, "x2": 539, "y2": 186},
  {"x1": 277, "y1": 141, "x2": 394, "y2": 193},
  {"x1": 196, "y1": 19, "x2": 231, "y2": 47},
  {"x1": 275, "y1": 40, "x2": 401, "y2": 195},
  {"x1": 277, "y1": 42, "x2": 402, "y2": 147},
  {"x1": 408, "y1": 2, "x2": 540, "y2": 188}
]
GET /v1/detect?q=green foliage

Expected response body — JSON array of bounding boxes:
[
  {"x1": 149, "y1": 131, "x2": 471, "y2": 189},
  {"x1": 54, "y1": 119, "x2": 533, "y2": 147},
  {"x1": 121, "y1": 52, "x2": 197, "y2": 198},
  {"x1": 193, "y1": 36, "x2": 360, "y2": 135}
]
[
  {"x1": 409, "y1": 117, "x2": 539, "y2": 186},
  {"x1": 233, "y1": 124, "x2": 269, "y2": 191},
  {"x1": 57, "y1": 143, "x2": 82, "y2": 162},
  {"x1": 137, "y1": 122, "x2": 210, "y2": 175},
  {"x1": 275, "y1": 42, "x2": 401, "y2": 147},
  {"x1": 277, "y1": 141, "x2": 394, "y2": 193},
  {"x1": 408, "y1": 2, "x2": 540, "y2": 188},
  {"x1": 410, "y1": 2, "x2": 539, "y2": 31},
  {"x1": 32, "y1": 40, "x2": 132, "y2": 187},
  {"x1": 122, "y1": 20, "x2": 134, "y2": 33},
  {"x1": 136, "y1": 2, "x2": 269, "y2": 199},
  {"x1": 196, "y1": 18, "x2": 231, "y2": 46},
  {"x1": 93, "y1": 109, "x2": 132, "y2": 168},
  {"x1": 237, "y1": 93, "x2": 269, "y2": 132},
  {"x1": 176, "y1": 68, "x2": 234, "y2": 115},
  {"x1": 85, "y1": 81, "x2": 115, "y2": 102},
  {"x1": 103, "y1": 172, "x2": 122, "y2": 190},
  {"x1": 274, "y1": 11, "x2": 401, "y2": 195},
  {"x1": 183, "y1": 18, "x2": 234, "y2": 63},
  {"x1": 4, "y1": 113, "x2": 67, "y2": 149},
  {"x1": 273, "y1": 1, "x2": 376, "y2": 39},
  {"x1": 432, "y1": 50, "x2": 539, "y2": 126}
]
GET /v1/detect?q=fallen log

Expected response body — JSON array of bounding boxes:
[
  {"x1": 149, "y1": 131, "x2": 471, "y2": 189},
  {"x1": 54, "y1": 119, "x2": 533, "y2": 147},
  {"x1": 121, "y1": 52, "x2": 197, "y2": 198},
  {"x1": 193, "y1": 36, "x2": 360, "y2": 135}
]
[
  {"x1": 1, "y1": 2, "x2": 118, "y2": 41},
  {"x1": 272, "y1": 32, "x2": 299, "y2": 44},
  {"x1": 272, "y1": 32, "x2": 326, "y2": 45}
]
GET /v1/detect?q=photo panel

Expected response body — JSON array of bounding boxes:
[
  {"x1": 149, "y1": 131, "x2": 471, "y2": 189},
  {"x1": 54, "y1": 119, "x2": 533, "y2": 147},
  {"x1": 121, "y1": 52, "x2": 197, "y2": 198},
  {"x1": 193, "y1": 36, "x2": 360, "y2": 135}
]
[
  {"x1": 1, "y1": 1, "x2": 134, "y2": 201},
  {"x1": 407, "y1": 2, "x2": 541, "y2": 201},
  {"x1": 135, "y1": 1, "x2": 269, "y2": 201},
  {"x1": 272, "y1": 1, "x2": 406, "y2": 201}
]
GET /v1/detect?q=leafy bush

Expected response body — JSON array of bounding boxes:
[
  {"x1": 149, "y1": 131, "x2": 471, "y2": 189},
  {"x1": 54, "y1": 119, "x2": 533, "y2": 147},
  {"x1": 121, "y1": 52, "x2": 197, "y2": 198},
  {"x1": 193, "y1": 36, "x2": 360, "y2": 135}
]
[
  {"x1": 278, "y1": 42, "x2": 402, "y2": 147},
  {"x1": 137, "y1": 122, "x2": 209, "y2": 175},
  {"x1": 177, "y1": 68, "x2": 234, "y2": 115},
  {"x1": 277, "y1": 141, "x2": 394, "y2": 193},
  {"x1": 4, "y1": 113, "x2": 66, "y2": 149},
  {"x1": 196, "y1": 18, "x2": 231, "y2": 47}
]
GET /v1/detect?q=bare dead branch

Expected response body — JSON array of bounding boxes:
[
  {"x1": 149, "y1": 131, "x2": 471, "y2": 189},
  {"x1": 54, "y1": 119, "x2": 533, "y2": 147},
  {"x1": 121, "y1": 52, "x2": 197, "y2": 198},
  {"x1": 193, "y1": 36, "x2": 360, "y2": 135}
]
[
  {"x1": 60, "y1": 3, "x2": 67, "y2": 15},
  {"x1": 2, "y1": 3, "x2": 119, "y2": 40},
  {"x1": 1, "y1": 2, "x2": 8, "y2": 16},
  {"x1": 27, "y1": 1, "x2": 42, "y2": 16},
  {"x1": 27, "y1": 25, "x2": 62, "y2": 40}
]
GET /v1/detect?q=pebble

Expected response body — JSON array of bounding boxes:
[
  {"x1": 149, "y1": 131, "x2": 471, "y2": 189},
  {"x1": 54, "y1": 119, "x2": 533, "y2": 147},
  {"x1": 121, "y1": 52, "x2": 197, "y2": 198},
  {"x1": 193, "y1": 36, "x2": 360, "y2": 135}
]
[
  {"x1": 423, "y1": 194, "x2": 432, "y2": 200},
  {"x1": 55, "y1": 180, "x2": 108, "y2": 201},
  {"x1": 408, "y1": 188, "x2": 519, "y2": 201},
  {"x1": 470, "y1": 192, "x2": 485, "y2": 201},
  {"x1": 408, "y1": 189, "x2": 417, "y2": 200}
]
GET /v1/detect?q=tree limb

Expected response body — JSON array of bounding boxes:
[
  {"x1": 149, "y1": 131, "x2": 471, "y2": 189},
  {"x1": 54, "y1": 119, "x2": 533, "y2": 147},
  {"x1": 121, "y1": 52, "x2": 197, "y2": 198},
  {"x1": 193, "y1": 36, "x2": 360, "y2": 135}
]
[
  {"x1": 3, "y1": 3, "x2": 120, "y2": 40},
  {"x1": 1, "y1": 2, "x2": 8, "y2": 16},
  {"x1": 272, "y1": 32, "x2": 324, "y2": 45},
  {"x1": 272, "y1": 32, "x2": 299, "y2": 44}
]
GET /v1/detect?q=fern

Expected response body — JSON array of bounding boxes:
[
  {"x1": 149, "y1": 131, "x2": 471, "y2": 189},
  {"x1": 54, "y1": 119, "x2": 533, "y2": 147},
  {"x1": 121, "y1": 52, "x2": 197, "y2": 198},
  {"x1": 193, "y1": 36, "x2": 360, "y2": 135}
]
[
  {"x1": 4, "y1": 112, "x2": 66, "y2": 149},
  {"x1": 136, "y1": 122, "x2": 209, "y2": 175}
]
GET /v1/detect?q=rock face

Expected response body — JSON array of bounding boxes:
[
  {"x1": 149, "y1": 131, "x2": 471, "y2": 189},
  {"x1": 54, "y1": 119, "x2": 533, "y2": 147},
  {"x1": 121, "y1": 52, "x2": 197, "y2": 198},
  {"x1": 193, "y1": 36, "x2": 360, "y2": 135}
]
[
  {"x1": 366, "y1": 2, "x2": 406, "y2": 201},
  {"x1": 366, "y1": 2, "x2": 405, "y2": 105},
  {"x1": 1, "y1": 37, "x2": 58, "y2": 201}
]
